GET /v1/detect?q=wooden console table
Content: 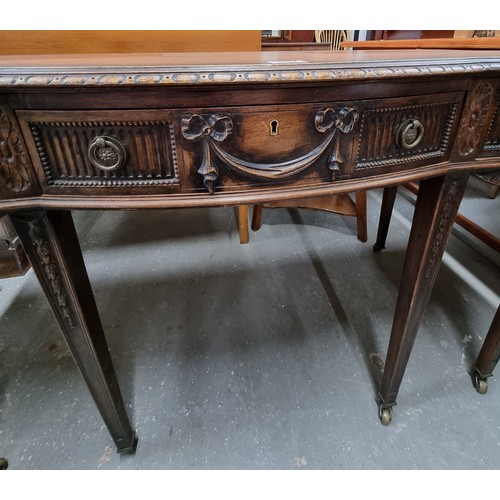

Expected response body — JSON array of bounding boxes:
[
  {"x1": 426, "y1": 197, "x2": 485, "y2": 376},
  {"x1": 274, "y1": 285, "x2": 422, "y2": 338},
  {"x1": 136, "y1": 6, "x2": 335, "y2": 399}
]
[{"x1": 1, "y1": 50, "x2": 500, "y2": 453}]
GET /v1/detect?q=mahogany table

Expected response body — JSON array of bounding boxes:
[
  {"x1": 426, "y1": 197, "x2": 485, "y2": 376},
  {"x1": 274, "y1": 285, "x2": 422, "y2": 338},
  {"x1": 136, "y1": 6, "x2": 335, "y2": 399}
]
[{"x1": 1, "y1": 50, "x2": 500, "y2": 453}]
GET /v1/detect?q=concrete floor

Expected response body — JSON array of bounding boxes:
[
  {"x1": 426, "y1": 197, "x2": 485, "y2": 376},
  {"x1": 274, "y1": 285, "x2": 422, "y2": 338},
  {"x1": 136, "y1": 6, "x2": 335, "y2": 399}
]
[{"x1": 0, "y1": 177, "x2": 499, "y2": 470}]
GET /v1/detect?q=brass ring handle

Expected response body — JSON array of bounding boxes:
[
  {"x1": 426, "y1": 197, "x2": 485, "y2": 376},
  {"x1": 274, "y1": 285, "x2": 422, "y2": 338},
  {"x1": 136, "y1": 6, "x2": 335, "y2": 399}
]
[
  {"x1": 88, "y1": 136, "x2": 127, "y2": 171},
  {"x1": 396, "y1": 119, "x2": 425, "y2": 149}
]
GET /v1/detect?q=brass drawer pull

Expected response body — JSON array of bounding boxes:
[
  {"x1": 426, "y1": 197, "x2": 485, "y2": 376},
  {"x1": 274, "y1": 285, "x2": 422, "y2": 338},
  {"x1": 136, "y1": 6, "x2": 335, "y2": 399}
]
[
  {"x1": 396, "y1": 119, "x2": 424, "y2": 149},
  {"x1": 88, "y1": 136, "x2": 127, "y2": 171}
]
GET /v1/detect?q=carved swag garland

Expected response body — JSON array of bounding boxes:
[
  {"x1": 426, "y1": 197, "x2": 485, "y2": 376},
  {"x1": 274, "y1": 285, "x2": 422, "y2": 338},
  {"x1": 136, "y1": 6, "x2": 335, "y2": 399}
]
[{"x1": 181, "y1": 107, "x2": 359, "y2": 193}]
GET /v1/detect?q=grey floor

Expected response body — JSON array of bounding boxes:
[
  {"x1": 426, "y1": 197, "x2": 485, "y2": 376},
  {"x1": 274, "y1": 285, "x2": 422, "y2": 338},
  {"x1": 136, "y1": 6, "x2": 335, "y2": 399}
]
[{"x1": 1, "y1": 177, "x2": 499, "y2": 470}]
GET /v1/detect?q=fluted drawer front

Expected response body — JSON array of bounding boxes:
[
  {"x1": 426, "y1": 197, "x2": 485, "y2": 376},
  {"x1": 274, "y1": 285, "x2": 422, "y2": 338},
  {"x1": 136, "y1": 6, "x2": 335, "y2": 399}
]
[
  {"x1": 17, "y1": 110, "x2": 180, "y2": 193},
  {"x1": 480, "y1": 95, "x2": 500, "y2": 157},
  {"x1": 354, "y1": 92, "x2": 464, "y2": 175}
]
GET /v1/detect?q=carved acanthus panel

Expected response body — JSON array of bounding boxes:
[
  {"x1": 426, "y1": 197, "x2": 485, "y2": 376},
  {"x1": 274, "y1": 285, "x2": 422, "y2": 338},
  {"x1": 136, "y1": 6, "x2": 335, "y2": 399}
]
[
  {"x1": 456, "y1": 82, "x2": 495, "y2": 157},
  {"x1": 181, "y1": 108, "x2": 358, "y2": 193},
  {"x1": 425, "y1": 174, "x2": 469, "y2": 279},
  {"x1": 0, "y1": 106, "x2": 32, "y2": 193},
  {"x1": 29, "y1": 222, "x2": 75, "y2": 328}
]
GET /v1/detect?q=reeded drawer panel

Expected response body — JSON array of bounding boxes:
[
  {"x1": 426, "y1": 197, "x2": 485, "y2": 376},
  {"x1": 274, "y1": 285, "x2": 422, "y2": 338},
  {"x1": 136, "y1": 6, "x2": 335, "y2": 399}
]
[
  {"x1": 17, "y1": 110, "x2": 180, "y2": 193},
  {"x1": 353, "y1": 92, "x2": 464, "y2": 176}
]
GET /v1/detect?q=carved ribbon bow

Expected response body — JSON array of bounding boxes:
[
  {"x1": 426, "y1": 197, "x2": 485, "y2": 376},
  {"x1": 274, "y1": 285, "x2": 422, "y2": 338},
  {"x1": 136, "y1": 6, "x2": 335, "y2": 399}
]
[
  {"x1": 315, "y1": 107, "x2": 359, "y2": 180},
  {"x1": 181, "y1": 113, "x2": 233, "y2": 193}
]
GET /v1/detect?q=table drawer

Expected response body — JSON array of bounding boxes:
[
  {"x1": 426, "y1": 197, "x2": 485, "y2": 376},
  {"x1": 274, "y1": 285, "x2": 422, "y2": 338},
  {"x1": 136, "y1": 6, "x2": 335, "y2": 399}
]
[
  {"x1": 352, "y1": 92, "x2": 464, "y2": 177},
  {"x1": 17, "y1": 110, "x2": 181, "y2": 194},
  {"x1": 176, "y1": 103, "x2": 357, "y2": 193}
]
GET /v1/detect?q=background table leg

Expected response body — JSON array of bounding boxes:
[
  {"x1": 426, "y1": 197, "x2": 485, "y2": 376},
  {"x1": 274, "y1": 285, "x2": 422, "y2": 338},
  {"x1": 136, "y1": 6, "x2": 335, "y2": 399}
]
[
  {"x1": 373, "y1": 185, "x2": 398, "y2": 252},
  {"x1": 473, "y1": 304, "x2": 500, "y2": 394},
  {"x1": 377, "y1": 173, "x2": 470, "y2": 424},
  {"x1": 10, "y1": 209, "x2": 137, "y2": 453}
]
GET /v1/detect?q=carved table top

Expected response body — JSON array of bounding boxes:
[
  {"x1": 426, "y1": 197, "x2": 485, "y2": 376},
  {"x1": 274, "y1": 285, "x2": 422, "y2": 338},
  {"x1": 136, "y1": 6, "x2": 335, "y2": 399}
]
[{"x1": 0, "y1": 50, "x2": 500, "y2": 86}]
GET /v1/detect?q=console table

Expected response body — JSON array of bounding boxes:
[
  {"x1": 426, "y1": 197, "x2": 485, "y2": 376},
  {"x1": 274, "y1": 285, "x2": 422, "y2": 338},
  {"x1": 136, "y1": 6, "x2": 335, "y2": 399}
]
[{"x1": 1, "y1": 50, "x2": 500, "y2": 453}]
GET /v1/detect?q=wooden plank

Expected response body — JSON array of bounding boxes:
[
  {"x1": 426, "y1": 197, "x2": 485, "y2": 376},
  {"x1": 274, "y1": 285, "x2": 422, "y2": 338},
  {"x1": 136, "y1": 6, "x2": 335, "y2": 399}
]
[{"x1": 0, "y1": 30, "x2": 261, "y2": 55}]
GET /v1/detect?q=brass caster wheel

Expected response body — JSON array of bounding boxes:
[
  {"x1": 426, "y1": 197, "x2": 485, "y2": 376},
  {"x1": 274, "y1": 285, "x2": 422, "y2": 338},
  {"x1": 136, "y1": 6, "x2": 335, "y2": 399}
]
[
  {"x1": 474, "y1": 373, "x2": 488, "y2": 395},
  {"x1": 379, "y1": 406, "x2": 392, "y2": 426},
  {"x1": 0, "y1": 457, "x2": 8, "y2": 470}
]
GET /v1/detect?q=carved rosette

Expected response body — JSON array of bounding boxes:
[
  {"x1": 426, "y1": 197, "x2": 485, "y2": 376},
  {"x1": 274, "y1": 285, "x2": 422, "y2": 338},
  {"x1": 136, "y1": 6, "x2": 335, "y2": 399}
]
[
  {"x1": 456, "y1": 82, "x2": 494, "y2": 157},
  {"x1": 182, "y1": 107, "x2": 358, "y2": 193},
  {"x1": 0, "y1": 107, "x2": 31, "y2": 192}
]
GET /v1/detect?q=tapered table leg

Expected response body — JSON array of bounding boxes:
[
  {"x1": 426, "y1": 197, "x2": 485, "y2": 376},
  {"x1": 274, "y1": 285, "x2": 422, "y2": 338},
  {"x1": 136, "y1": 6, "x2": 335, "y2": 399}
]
[
  {"x1": 237, "y1": 205, "x2": 249, "y2": 244},
  {"x1": 251, "y1": 204, "x2": 263, "y2": 231},
  {"x1": 355, "y1": 191, "x2": 368, "y2": 243},
  {"x1": 472, "y1": 304, "x2": 500, "y2": 394},
  {"x1": 377, "y1": 173, "x2": 469, "y2": 425},
  {"x1": 373, "y1": 185, "x2": 398, "y2": 252},
  {"x1": 10, "y1": 210, "x2": 137, "y2": 453}
]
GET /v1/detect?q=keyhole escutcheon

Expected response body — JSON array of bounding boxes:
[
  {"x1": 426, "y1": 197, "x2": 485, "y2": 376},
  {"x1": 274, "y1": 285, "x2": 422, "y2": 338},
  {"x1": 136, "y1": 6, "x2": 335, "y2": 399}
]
[{"x1": 269, "y1": 119, "x2": 280, "y2": 136}]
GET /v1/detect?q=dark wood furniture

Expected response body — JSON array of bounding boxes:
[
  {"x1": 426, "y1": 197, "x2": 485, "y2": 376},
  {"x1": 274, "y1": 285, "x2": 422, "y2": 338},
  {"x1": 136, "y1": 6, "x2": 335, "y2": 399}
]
[{"x1": 1, "y1": 50, "x2": 500, "y2": 452}]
